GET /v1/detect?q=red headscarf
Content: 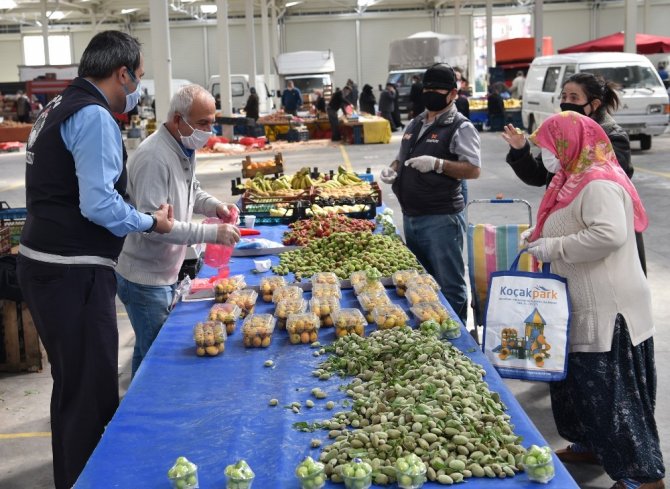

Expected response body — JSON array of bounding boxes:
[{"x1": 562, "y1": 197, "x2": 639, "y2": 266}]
[{"x1": 529, "y1": 111, "x2": 648, "y2": 241}]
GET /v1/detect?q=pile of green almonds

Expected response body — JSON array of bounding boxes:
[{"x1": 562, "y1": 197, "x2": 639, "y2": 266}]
[{"x1": 311, "y1": 327, "x2": 526, "y2": 485}]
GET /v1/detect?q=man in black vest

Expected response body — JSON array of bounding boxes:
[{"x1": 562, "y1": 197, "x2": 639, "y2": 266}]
[
  {"x1": 380, "y1": 63, "x2": 481, "y2": 324},
  {"x1": 16, "y1": 31, "x2": 174, "y2": 489}
]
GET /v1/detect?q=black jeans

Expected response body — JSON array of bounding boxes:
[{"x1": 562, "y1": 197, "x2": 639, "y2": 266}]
[
  {"x1": 327, "y1": 109, "x2": 341, "y2": 141},
  {"x1": 17, "y1": 255, "x2": 120, "y2": 489}
]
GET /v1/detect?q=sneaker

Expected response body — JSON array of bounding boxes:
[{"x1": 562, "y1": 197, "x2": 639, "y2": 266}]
[
  {"x1": 610, "y1": 479, "x2": 665, "y2": 489},
  {"x1": 555, "y1": 444, "x2": 600, "y2": 465}
]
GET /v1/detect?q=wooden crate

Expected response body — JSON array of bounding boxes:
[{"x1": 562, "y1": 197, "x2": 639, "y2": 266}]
[
  {"x1": 0, "y1": 300, "x2": 43, "y2": 372},
  {"x1": 241, "y1": 152, "x2": 284, "y2": 178}
]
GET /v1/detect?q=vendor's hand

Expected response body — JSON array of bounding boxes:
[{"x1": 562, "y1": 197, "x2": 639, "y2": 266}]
[
  {"x1": 405, "y1": 155, "x2": 438, "y2": 173},
  {"x1": 527, "y1": 238, "x2": 552, "y2": 262},
  {"x1": 519, "y1": 227, "x2": 535, "y2": 249},
  {"x1": 216, "y1": 203, "x2": 239, "y2": 224},
  {"x1": 501, "y1": 124, "x2": 527, "y2": 150},
  {"x1": 153, "y1": 204, "x2": 174, "y2": 234},
  {"x1": 215, "y1": 224, "x2": 241, "y2": 246},
  {"x1": 380, "y1": 167, "x2": 397, "y2": 184}
]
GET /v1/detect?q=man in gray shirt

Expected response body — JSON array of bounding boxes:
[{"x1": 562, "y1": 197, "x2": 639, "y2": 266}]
[{"x1": 115, "y1": 84, "x2": 240, "y2": 377}]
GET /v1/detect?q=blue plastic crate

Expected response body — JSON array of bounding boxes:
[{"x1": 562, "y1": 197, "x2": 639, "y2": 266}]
[{"x1": 356, "y1": 173, "x2": 374, "y2": 182}]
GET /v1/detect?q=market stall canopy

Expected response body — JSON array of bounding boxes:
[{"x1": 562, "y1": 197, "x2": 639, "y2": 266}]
[{"x1": 558, "y1": 32, "x2": 670, "y2": 55}]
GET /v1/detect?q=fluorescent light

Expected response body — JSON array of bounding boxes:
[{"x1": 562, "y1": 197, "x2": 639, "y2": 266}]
[
  {"x1": 48, "y1": 11, "x2": 65, "y2": 20},
  {"x1": 200, "y1": 5, "x2": 217, "y2": 14},
  {"x1": 357, "y1": 0, "x2": 377, "y2": 7},
  {"x1": 0, "y1": 0, "x2": 17, "y2": 9},
  {"x1": 286, "y1": 1, "x2": 303, "y2": 7},
  {"x1": 121, "y1": 8, "x2": 139, "y2": 14}
]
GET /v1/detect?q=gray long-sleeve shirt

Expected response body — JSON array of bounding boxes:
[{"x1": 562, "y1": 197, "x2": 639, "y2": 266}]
[{"x1": 115, "y1": 124, "x2": 222, "y2": 286}]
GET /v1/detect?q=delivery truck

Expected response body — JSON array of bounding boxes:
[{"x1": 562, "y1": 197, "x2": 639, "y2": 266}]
[
  {"x1": 274, "y1": 50, "x2": 335, "y2": 103},
  {"x1": 387, "y1": 32, "x2": 468, "y2": 114}
]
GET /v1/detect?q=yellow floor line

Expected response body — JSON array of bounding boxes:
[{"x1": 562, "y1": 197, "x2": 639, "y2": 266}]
[
  {"x1": 0, "y1": 432, "x2": 51, "y2": 439},
  {"x1": 635, "y1": 167, "x2": 670, "y2": 179},
  {"x1": 339, "y1": 145, "x2": 353, "y2": 172}
]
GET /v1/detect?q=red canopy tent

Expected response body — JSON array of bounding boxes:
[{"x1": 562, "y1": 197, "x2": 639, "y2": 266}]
[{"x1": 558, "y1": 32, "x2": 670, "y2": 54}]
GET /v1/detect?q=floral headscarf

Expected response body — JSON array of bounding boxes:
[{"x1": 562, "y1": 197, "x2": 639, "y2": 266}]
[{"x1": 529, "y1": 111, "x2": 648, "y2": 241}]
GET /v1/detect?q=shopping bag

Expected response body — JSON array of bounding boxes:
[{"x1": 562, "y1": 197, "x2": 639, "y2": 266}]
[{"x1": 482, "y1": 250, "x2": 571, "y2": 382}]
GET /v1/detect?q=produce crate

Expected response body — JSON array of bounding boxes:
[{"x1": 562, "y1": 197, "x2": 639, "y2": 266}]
[
  {"x1": 314, "y1": 181, "x2": 382, "y2": 207},
  {"x1": 0, "y1": 227, "x2": 10, "y2": 255},
  {"x1": 241, "y1": 152, "x2": 284, "y2": 178},
  {"x1": 240, "y1": 199, "x2": 312, "y2": 225},
  {"x1": 0, "y1": 202, "x2": 27, "y2": 248},
  {"x1": 240, "y1": 187, "x2": 313, "y2": 211},
  {"x1": 0, "y1": 300, "x2": 43, "y2": 373}
]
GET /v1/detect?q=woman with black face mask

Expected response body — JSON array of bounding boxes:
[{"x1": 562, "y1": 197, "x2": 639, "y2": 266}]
[{"x1": 501, "y1": 74, "x2": 646, "y2": 272}]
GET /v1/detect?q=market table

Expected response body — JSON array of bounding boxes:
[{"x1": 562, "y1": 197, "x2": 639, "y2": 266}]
[
  {"x1": 75, "y1": 225, "x2": 578, "y2": 489},
  {"x1": 340, "y1": 116, "x2": 392, "y2": 145}
]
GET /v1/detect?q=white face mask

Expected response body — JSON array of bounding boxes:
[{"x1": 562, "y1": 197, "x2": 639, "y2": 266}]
[
  {"x1": 541, "y1": 147, "x2": 562, "y2": 174},
  {"x1": 178, "y1": 118, "x2": 212, "y2": 150},
  {"x1": 123, "y1": 68, "x2": 142, "y2": 113}
]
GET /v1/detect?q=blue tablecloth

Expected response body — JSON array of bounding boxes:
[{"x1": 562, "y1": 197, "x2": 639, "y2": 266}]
[{"x1": 75, "y1": 225, "x2": 578, "y2": 488}]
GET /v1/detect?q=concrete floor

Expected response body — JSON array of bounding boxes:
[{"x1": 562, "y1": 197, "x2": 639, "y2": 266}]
[{"x1": 1, "y1": 127, "x2": 669, "y2": 489}]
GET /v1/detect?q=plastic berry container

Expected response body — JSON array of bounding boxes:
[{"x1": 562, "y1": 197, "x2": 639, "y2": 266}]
[
  {"x1": 259, "y1": 276, "x2": 287, "y2": 303},
  {"x1": 226, "y1": 289, "x2": 258, "y2": 318},
  {"x1": 523, "y1": 445, "x2": 556, "y2": 484},
  {"x1": 405, "y1": 284, "x2": 440, "y2": 306},
  {"x1": 272, "y1": 285, "x2": 303, "y2": 304},
  {"x1": 286, "y1": 312, "x2": 320, "y2": 344},
  {"x1": 373, "y1": 304, "x2": 409, "y2": 330},
  {"x1": 193, "y1": 321, "x2": 227, "y2": 356},
  {"x1": 410, "y1": 301, "x2": 450, "y2": 325},
  {"x1": 348, "y1": 271, "x2": 370, "y2": 289},
  {"x1": 342, "y1": 458, "x2": 373, "y2": 489},
  {"x1": 352, "y1": 279, "x2": 386, "y2": 297},
  {"x1": 213, "y1": 275, "x2": 246, "y2": 303},
  {"x1": 394, "y1": 455, "x2": 427, "y2": 489},
  {"x1": 357, "y1": 291, "x2": 392, "y2": 323},
  {"x1": 414, "y1": 273, "x2": 440, "y2": 290},
  {"x1": 274, "y1": 297, "x2": 307, "y2": 330},
  {"x1": 310, "y1": 272, "x2": 340, "y2": 285},
  {"x1": 311, "y1": 282, "x2": 342, "y2": 299},
  {"x1": 167, "y1": 458, "x2": 199, "y2": 489},
  {"x1": 332, "y1": 308, "x2": 367, "y2": 338},
  {"x1": 242, "y1": 314, "x2": 276, "y2": 348},
  {"x1": 208, "y1": 303, "x2": 241, "y2": 335},
  {"x1": 295, "y1": 457, "x2": 326, "y2": 489},
  {"x1": 392, "y1": 269, "x2": 420, "y2": 297},
  {"x1": 309, "y1": 296, "x2": 341, "y2": 327}
]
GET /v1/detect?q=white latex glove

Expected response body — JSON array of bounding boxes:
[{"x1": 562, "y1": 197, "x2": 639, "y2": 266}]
[
  {"x1": 380, "y1": 167, "x2": 397, "y2": 184},
  {"x1": 527, "y1": 238, "x2": 552, "y2": 262},
  {"x1": 519, "y1": 227, "x2": 535, "y2": 249},
  {"x1": 405, "y1": 155, "x2": 438, "y2": 173}
]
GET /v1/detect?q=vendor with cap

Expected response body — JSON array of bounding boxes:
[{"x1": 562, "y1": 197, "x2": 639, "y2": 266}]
[{"x1": 379, "y1": 63, "x2": 481, "y2": 323}]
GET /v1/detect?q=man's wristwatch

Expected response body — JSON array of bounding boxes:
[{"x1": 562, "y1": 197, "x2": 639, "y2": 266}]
[
  {"x1": 435, "y1": 158, "x2": 445, "y2": 174},
  {"x1": 144, "y1": 213, "x2": 158, "y2": 234}
]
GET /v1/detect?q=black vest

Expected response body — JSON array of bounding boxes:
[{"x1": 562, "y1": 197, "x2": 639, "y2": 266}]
[
  {"x1": 392, "y1": 111, "x2": 468, "y2": 216},
  {"x1": 21, "y1": 78, "x2": 128, "y2": 259}
]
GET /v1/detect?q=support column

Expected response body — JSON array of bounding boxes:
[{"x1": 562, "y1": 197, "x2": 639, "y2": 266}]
[
  {"x1": 454, "y1": 0, "x2": 461, "y2": 36},
  {"x1": 534, "y1": 0, "x2": 544, "y2": 58},
  {"x1": 245, "y1": 0, "x2": 258, "y2": 87},
  {"x1": 355, "y1": 16, "x2": 362, "y2": 88},
  {"x1": 41, "y1": 1, "x2": 50, "y2": 65},
  {"x1": 624, "y1": 0, "x2": 637, "y2": 54},
  {"x1": 486, "y1": 0, "x2": 493, "y2": 82},
  {"x1": 261, "y1": 0, "x2": 272, "y2": 94},
  {"x1": 149, "y1": 0, "x2": 172, "y2": 123},
  {"x1": 216, "y1": 0, "x2": 233, "y2": 115}
]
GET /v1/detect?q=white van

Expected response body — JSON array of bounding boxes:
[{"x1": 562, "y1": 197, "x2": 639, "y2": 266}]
[
  {"x1": 209, "y1": 74, "x2": 275, "y2": 115},
  {"x1": 522, "y1": 52, "x2": 669, "y2": 150}
]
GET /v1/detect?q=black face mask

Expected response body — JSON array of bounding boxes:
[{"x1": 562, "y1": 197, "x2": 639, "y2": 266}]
[
  {"x1": 422, "y1": 91, "x2": 450, "y2": 112},
  {"x1": 560, "y1": 101, "x2": 590, "y2": 115}
]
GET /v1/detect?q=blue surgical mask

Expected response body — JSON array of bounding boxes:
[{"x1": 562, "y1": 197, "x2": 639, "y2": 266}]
[{"x1": 123, "y1": 68, "x2": 142, "y2": 113}]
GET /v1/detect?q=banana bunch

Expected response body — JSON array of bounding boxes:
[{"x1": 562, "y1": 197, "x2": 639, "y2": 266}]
[
  {"x1": 335, "y1": 165, "x2": 364, "y2": 186},
  {"x1": 318, "y1": 179, "x2": 344, "y2": 189},
  {"x1": 290, "y1": 167, "x2": 315, "y2": 190},
  {"x1": 245, "y1": 172, "x2": 273, "y2": 194},
  {"x1": 271, "y1": 175, "x2": 292, "y2": 191}
]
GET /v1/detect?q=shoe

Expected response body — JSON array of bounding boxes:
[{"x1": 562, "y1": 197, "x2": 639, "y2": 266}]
[
  {"x1": 555, "y1": 444, "x2": 600, "y2": 465},
  {"x1": 610, "y1": 479, "x2": 665, "y2": 489}
]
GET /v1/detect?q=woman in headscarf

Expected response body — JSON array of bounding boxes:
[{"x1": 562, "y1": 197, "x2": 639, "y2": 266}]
[
  {"x1": 358, "y1": 84, "x2": 376, "y2": 115},
  {"x1": 523, "y1": 111, "x2": 664, "y2": 489}
]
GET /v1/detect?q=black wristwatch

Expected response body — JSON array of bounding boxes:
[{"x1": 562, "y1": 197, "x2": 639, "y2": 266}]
[{"x1": 144, "y1": 213, "x2": 158, "y2": 233}]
